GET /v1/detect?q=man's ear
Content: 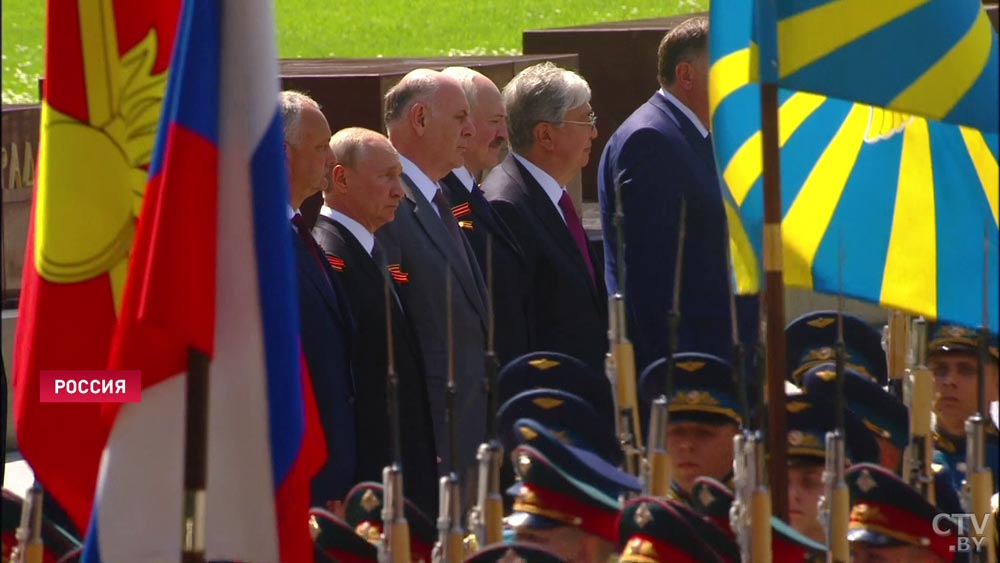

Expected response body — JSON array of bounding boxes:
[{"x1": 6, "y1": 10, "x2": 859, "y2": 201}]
[
  {"x1": 533, "y1": 121, "x2": 554, "y2": 151},
  {"x1": 409, "y1": 102, "x2": 429, "y2": 136},
  {"x1": 674, "y1": 61, "x2": 694, "y2": 91},
  {"x1": 332, "y1": 164, "x2": 349, "y2": 192}
]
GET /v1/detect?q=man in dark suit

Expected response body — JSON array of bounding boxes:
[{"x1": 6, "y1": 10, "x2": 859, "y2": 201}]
[
  {"x1": 597, "y1": 17, "x2": 758, "y2": 373},
  {"x1": 312, "y1": 127, "x2": 439, "y2": 517},
  {"x1": 376, "y1": 70, "x2": 489, "y2": 487},
  {"x1": 440, "y1": 66, "x2": 530, "y2": 368},
  {"x1": 481, "y1": 62, "x2": 608, "y2": 374},
  {"x1": 280, "y1": 90, "x2": 356, "y2": 509}
]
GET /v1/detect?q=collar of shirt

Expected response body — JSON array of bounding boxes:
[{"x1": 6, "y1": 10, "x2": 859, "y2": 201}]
[
  {"x1": 399, "y1": 153, "x2": 443, "y2": 217},
  {"x1": 451, "y1": 166, "x2": 476, "y2": 193},
  {"x1": 511, "y1": 152, "x2": 566, "y2": 224},
  {"x1": 320, "y1": 205, "x2": 374, "y2": 256},
  {"x1": 658, "y1": 88, "x2": 709, "y2": 138},
  {"x1": 287, "y1": 204, "x2": 299, "y2": 230}
]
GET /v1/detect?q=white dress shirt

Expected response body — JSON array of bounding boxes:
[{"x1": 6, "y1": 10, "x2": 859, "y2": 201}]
[
  {"x1": 320, "y1": 205, "x2": 374, "y2": 256},
  {"x1": 511, "y1": 152, "x2": 568, "y2": 224},
  {"x1": 400, "y1": 154, "x2": 443, "y2": 218},
  {"x1": 658, "y1": 88, "x2": 709, "y2": 138}
]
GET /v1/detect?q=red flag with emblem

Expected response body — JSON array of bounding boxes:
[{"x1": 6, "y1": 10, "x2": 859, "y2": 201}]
[{"x1": 12, "y1": 0, "x2": 181, "y2": 531}]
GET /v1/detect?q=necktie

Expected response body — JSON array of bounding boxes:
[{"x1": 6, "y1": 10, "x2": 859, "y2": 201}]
[
  {"x1": 292, "y1": 213, "x2": 330, "y2": 280},
  {"x1": 432, "y1": 188, "x2": 475, "y2": 275},
  {"x1": 557, "y1": 190, "x2": 595, "y2": 285},
  {"x1": 470, "y1": 183, "x2": 499, "y2": 225}
]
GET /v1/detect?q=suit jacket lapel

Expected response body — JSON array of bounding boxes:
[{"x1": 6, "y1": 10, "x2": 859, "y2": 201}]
[
  {"x1": 442, "y1": 172, "x2": 525, "y2": 265},
  {"x1": 651, "y1": 94, "x2": 716, "y2": 171},
  {"x1": 505, "y1": 157, "x2": 599, "y2": 298},
  {"x1": 294, "y1": 229, "x2": 350, "y2": 328},
  {"x1": 326, "y1": 217, "x2": 404, "y2": 310},
  {"x1": 402, "y1": 174, "x2": 488, "y2": 323}
]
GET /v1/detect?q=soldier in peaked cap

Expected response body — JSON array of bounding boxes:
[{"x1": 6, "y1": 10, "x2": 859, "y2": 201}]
[
  {"x1": 926, "y1": 322, "x2": 1000, "y2": 494},
  {"x1": 497, "y1": 351, "x2": 615, "y2": 427},
  {"x1": 497, "y1": 388, "x2": 621, "y2": 465},
  {"x1": 638, "y1": 352, "x2": 742, "y2": 502},
  {"x1": 461, "y1": 542, "x2": 568, "y2": 563},
  {"x1": 785, "y1": 311, "x2": 887, "y2": 386},
  {"x1": 784, "y1": 393, "x2": 880, "y2": 544},
  {"x1": 664, "y1": 498, "x2": 740, "y2": 562},
  {"x1": 617, "y1": 496, "x2": 724, "y2": 562},
  {"x1": 847, "y1": 463, "x2": 960, "y2": 563},
  {"x1": 341, "y1": 482, "x2": 437, "y2": 563},
  {"x1": 689, "y1": 476, "x2": 828, "y2": 562},
  {"x1": 506, "y1": 419, "x2": 641, "y2": 563},
  {"x1": 309, "y1": 507, "x2": 379, "y2": 563}
]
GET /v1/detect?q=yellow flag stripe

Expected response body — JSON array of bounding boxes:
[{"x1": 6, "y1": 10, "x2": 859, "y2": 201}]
[
  {"x1": 782, "y1": 104, "x2": 870, "y2": 289},
  {"x1": 778, "y1": 0, "x2": 929, "y2": 79},
  {"x1": 892, "y1": 11, "x2": 994, "y2": 121},
  {"x1": 725, "y1": 199, "x2": 761, "y2": 294},
  {"x1": 959, "y1": 126, "x2": 1000, "y2": 227},
  {"x1": 710, "y1": 47, "x2": 753, "y2": 123},
  {"x1": 881, "y1": 119, "x2": 937, "y2": 318},
  {"x1": 78, "y1": 0, "x2": 121, "y2": 128},
  {"x1": 724, "y1": 92, "x2": 827, "y2": 206}
]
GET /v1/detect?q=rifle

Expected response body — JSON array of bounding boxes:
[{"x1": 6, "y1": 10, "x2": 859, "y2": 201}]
[
  {"x1": 883, "y1": 310, "x2": 910, "y2": 398},
  {"x1": 607, "y1": 177, "x2": 643, "y2": 477},
  {"x1": 725, "y1": 231, "x2": 770, "y2": 563},
  {"x1": 963, "y1": 228, "x2": 996, "y2": 562},
  {"x1": 11, "y1": 480, "x2": 44, "y2": 563},
  {"x1": 902, "y1": 317, "x2": 935, "y2": 503},
  {"x1": 433, "y1": 271, "x2": 465, "y2": 563},
  {"x1": 643, "y1": 198, "x2": 687, "y2": 496},
  {"x1": 380, "y1": 277, "x2": 412, "y2": 563},
  {"x1": 468, "y1": 234, "x2": 504, "y2": 549},
  {"x1": 819, "y1": 256, "x2": 849, "y2": 563}
]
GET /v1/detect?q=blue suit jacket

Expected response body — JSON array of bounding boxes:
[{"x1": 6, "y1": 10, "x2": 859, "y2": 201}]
[
  {"x1": 598, "y1": 92, "x2": 758, "y2": 372},
  {"x1": 293, "y1": 227, "x2": 357, "y2": 505}
]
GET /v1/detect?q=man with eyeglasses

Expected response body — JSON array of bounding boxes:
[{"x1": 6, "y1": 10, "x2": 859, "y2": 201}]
[
  {"x1": 481, "y1": 62, "x2": 607, "y2": 373},
  {"x1": 596, "y1": 16, "x2": 758, "y2": 375}
]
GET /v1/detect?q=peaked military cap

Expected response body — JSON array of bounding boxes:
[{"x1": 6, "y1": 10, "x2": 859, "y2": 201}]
[
  {"x1": 666, "y1": 499, "x2": 739, "y2": 562},
  {"x1": 461, "y1": 542, "x2": 568, "y2": 563},
  {"x1": 927, "y1": 321, "x2": 999, "y2": 359},
  {"x1": 506, "y1": 420, "x2": 639, "y2": 543},
  {"x1": 617, "y1": 496, "x2": 723, "y2": 562},
  {"x1": 638, "y1": 352, "x2": 743, "y2": 426},
  {"x1": 785, "y1": 393, "x2": 881, "y2": 464},
  {"x1": 498, "y1": 351, "x2": 614, "y2": 426},
  {"x1": 785, "y1": 311, "x2": 887, "y2": 386},
  {"x1": 801, "y1": 363, "x2": 909, "y2": 452},
  {"x1": 497, "y1": 388, "x2": 621, "y2": 465},
  {"x1": 847, "y1": 463, "x2": 958, "y2": 560},
  {"x1": 342, "y1": 481, "x2": 436, "y2": 563},
  {"x1": 2, "y1": 489, "x2": 82, "y2": 563},
  {"x1": 310, "y1": 507, "x2": 378, "y2": 563},
  {"x1": 688, "y1": 477, "x2": 828, "y2": 561}
]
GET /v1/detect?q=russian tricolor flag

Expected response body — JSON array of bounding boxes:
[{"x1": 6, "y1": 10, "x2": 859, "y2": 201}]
[{"x1": 83, "y1": 0, "x2": 325, "y2": 561}]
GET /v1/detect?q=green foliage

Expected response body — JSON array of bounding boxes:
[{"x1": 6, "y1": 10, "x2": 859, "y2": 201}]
[{"x1": 2, "y1": 0, "x2": 706, "y2": 104}]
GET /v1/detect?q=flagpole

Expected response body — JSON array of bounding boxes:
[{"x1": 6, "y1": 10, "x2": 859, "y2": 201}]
[
  {"x1": 182, "y1": 348, "x2": 210, "y2": 563},
  {"x1": 757, "y1": 0, "x2": 789, "y2": 521}
]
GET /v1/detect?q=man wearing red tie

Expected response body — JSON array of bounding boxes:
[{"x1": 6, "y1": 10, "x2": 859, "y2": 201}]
[{"x1": 481, "y1": 62, "x2": 608, "y2": 373}]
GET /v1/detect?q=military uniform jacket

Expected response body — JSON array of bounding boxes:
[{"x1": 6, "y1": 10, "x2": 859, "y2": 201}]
[
  {"x1": 375, "y1": 173, "x2": 489, "y2": 482},
  {"x1": 313, "y1": 215, "x2": 440, "y2": 517},
  {"x1": 293, "y1": 227, "x2": 357, "y2": 505},
  {"x1": 934, "y1": 426, "x2": 1000, "y2": 495},
  {"x1": 597, "y1": 92, "x2": 758, "y2": 372},
  {"x1": 482, "y1": 155, "x2": 608, "y2": 373},
  {"x1": 441, "y1": 171, "x2": 532, "y2": 367}
]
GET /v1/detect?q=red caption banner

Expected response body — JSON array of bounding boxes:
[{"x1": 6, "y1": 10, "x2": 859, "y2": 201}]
[{"x1": 40, "y1": 371, "x2": 142, "y2": 403}]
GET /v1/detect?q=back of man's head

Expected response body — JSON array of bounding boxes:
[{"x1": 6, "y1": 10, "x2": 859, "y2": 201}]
[
  {"x1": 657, "y1": 17, "x2": 709, "y2": 89},
  {"x1": 383, "y1": 69, "x2": 441, "y2": 131},
  {"x1": 280, "y1": 90, "x2": 321, "y2": 145},
  {"x1": 328, "y1": 126, "x2": 395, "y2": 171}
]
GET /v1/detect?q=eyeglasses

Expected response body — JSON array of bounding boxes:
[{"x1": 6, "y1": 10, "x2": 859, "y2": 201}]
[{"x1": 554, "y1": 111, "x2": 597, "y2": 129}]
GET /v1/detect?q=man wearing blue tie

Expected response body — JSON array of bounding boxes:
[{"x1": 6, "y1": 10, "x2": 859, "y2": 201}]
[{"x1": 597, "y1": 17, "x2": 758, "y2": 374}]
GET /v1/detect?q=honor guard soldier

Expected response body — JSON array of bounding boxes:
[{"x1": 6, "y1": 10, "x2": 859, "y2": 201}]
[
  {"x1": 786, "y1": 311, "x2": 888, "y2": 387},
  {"x1": 342, "y1": 482, "x2": 438, "y2": 563},
  {"x1": 461, "y1": 542, "x2": 568, "y2": 563},
  {"x1": 783, "y1": 393, "x2": 881, "y2": 544},
  {"x1": 689, "y1": 477, "x2": 829, "y2": 562},
  {"x1": 638, "y1": 352, "x2": 742, "y2": 503},
  {"x1": 926, "y1": 322, "x2": 1000, "y2": 494},
  {"x1": 506, "y1": 419, "x2": 640, "y2": 563},
  {"x1": 497, "y1": 352, "x2": 615, "y2": 427},
  {"x1": 497, "y1": 388, "x2": 622, "y2": 465},
  {"x1": 617, "y1": 496, "x2": 723, "y2": 562},
  {"x1": 309, "y1": 507, "x2": 379, "y2": 563},
  {"x1": 663, "y1": 498, "x2": 740, "y2": 562},
  {"x1": 847, "y1": 463, "x2": 959, "y2": 563},
  {"x1": 801, "y1": 364, "x2": 964, "y2": 514}
]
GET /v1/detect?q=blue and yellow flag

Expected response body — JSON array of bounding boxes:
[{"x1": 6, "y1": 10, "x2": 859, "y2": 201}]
[{"x1": 711, "y1": 0, "x2": 999, "y2": 330}]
